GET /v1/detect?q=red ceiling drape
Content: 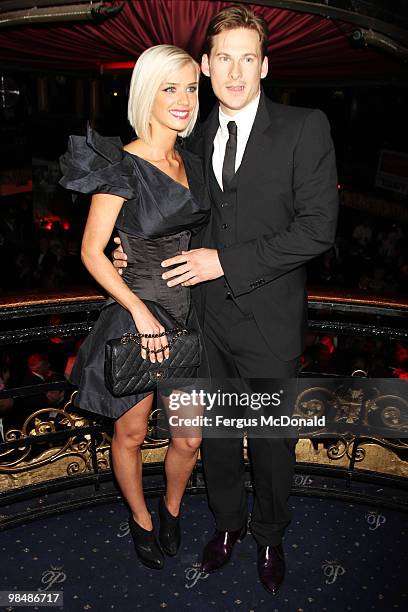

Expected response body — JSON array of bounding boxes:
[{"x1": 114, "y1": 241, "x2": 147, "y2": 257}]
[{"x1": 0, "y1": 0, "x2": 405, "y2": 80}]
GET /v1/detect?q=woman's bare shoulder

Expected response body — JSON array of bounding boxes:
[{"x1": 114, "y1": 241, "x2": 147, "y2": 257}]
[{"x1": 122, "y1": 139, "x2": 144, "y2": 156}]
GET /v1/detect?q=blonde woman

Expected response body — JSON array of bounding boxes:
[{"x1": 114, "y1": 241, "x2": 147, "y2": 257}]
[{"x1": 59, "y1": 45, "x2": 210, "y2": 570}]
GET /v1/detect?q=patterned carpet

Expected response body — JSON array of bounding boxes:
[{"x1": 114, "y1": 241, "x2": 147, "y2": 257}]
[{"x1": 0, "y1": 490, "x2": 407, "y2": 612}]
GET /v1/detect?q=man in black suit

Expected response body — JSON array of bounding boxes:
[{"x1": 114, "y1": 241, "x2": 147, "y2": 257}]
[{"x1": 114, "y1": 5, "x2": 338, "y2": 595}]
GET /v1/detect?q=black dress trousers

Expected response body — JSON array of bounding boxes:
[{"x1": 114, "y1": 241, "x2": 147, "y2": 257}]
[{"x1": 200, "y1": 294, "x2": 299, "y2": 547}]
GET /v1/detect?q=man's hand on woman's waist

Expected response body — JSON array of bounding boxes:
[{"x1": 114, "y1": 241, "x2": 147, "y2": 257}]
[{"x1": 161, "y1": 248, "x2": 224, "y2": 287}]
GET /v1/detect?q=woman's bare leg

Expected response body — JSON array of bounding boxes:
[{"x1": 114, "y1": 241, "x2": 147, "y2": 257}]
[
  {"x1": 161, "y1": 390, "x2": 203, "y2": 516},
  {"x1": 163, "y1": 438, "x2": 201, "y2": 516},
  {"x1": 111, "y1": 394, "x2": 154, "y2": 530}
]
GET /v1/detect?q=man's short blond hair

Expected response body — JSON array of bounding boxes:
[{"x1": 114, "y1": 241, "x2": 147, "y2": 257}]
[
  {"x1": 204, "y1": 4, "x2": 269, "y2": 59},
  {"x1": 128, "y1": 45, "x2": 200, "y2": 144}
]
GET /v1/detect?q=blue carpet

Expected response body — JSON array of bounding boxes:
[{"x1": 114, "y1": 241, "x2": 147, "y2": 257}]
[{"x1": 0, "y1": 493, "x2": 407, "y2": 611}]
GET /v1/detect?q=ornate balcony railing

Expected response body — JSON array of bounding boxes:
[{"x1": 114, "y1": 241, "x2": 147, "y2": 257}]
[{"x1": 0, "y1": 288, "x2": 407, "y2": 529}]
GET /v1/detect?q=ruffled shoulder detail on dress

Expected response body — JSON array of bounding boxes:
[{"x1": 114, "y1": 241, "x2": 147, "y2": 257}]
[{"x1": 59, "y1": 123, "x2": 138, "y2": 201}]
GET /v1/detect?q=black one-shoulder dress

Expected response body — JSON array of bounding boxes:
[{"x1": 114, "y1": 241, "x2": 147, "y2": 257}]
[{"x1": 59, "y1": 125, "x2": 210, "y2": 419}]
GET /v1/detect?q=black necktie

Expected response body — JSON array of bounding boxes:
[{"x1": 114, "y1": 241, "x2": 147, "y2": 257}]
[{"x1": 222, "y1": 120, "x2": 237, "y2": 190}]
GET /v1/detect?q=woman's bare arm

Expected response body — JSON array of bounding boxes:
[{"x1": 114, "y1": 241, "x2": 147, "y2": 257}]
[
  {"x1": 81, "y1": 193, "x2": 141, "y2": 313},
  {"x1": 81, "y1": 194, "x2": 169, "y2": 362}
]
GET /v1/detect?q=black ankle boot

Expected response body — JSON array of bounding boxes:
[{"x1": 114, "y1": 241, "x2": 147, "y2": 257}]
[
  {"x1": 128, "y1": 514, "x2": 164, "y2": 570},
  {"x1": 158, "y1": 495, "x2": 181, "y2": 556}
]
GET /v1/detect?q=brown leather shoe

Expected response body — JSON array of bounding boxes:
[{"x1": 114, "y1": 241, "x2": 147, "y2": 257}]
[
  {"x1": 201, "y1": 523, "x2": 247, "y2": 573},
  {"x1": 257, "y1": 543, "x2": 285, "y2": 595}
]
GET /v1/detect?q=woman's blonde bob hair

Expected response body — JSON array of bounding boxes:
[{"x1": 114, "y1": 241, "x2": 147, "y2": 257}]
[{"x1": 128, "y1": 45, "x2": 200, "y2": 144}]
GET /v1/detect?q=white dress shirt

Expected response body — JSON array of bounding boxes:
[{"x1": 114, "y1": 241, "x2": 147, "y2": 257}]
[{"x1": 212, "y1": 92, "x2": 261, "y2": 190}]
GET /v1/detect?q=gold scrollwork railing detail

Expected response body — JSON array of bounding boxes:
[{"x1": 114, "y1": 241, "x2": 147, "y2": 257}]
[
  {"x1": 293, "y1": 383, "x2": 408, "y2": 460},
  {"x1": 0, "y1": 393, "x2": 171, "y2": 491},
  {"x1": 1, "y1": 382, "x2": 407, "y2": 491},
  {"x1": 0, "y1": 392, "x2": 111, "y2": 481}
]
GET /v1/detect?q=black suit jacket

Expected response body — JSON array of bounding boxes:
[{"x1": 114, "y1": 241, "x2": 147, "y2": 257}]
[{"x1": 187, "y1": 91, "x2": 339, "y2": 360}]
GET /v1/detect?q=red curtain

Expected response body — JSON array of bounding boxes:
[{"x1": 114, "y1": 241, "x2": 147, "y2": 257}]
[{"x1": 0, "y1": 0, "x2": 405, "y2": 80}]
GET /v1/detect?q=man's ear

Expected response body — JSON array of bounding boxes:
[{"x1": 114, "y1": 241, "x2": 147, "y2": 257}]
[
  {"x1": 261, "y1": 56, "x2": 268, "y2": 80},
  {"x1": 201, "y1": 53, "x2": 210, "y2": 77}
]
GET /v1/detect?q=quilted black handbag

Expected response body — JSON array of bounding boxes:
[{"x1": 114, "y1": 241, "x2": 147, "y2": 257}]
[{"x1": 105, "y1": 300, "x2": 201, "y2": 397}]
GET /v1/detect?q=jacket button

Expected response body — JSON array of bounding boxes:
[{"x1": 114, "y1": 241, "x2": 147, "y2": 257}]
[
  {"x1": 221, "y1": 223, "x2": 228, "y2": 229},
  {"x1": 221, "y1": 202, "x2": 229, "y2": 208}
]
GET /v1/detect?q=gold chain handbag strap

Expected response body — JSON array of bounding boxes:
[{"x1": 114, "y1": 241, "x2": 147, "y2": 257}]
[{"x1": 120, "y1": 328, "x2": 190, "y2": 355}]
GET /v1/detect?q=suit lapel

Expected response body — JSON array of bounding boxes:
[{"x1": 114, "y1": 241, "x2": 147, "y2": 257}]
[
  {"x1": 188, "y1": 109, "x2": 219, "y2": 321},
  {"x1": 202, "y1": 92, "x2": 276, "y2": 191},
  {"x1": 192, "y1": 105, "x2": 217, "y2": 250},
  {"x1": 202, "y1": 105, "x2": 220, "y2": 184},
  {"x1": 199, "y1": 93, "x2": 278, "y2": 226},
  {"x1": 179, "y1": 149, "x2": 203, "y2": 203},
  {"x1": 236, "y1": 91, "x2": 274, "y2": 190}
]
